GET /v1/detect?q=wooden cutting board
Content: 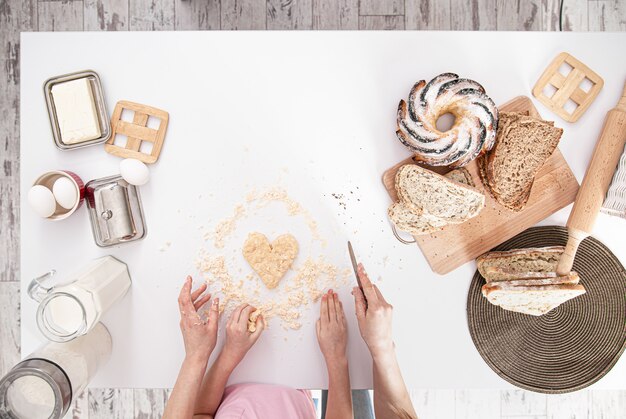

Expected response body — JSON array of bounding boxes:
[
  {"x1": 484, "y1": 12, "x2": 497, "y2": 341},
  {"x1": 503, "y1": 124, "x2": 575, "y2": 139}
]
[{"x1": 382, "y1": 96, "x2": 580, "y2": 275}]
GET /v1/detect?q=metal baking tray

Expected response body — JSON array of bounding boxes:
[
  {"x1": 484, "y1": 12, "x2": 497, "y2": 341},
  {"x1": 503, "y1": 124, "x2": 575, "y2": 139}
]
[{"x1": 43, "y1": 70, "x2": 111, "y2": 150}]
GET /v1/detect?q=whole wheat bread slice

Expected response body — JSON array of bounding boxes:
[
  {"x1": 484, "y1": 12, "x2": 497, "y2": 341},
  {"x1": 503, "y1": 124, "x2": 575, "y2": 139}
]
[
  {"x1": 483, "y1": 283, "x2": 586, "y2": 316},
  {"x1": 477, "y1": 246, "x2": 564, "y2": 282},
  {"x1": 478, "y1": 112, "x2": 563, "y2": 211},
  {"x1": 394, "y1": 164, "x2": 484, "y2": 223},
  {"x1": 481, "y1": 272, "x2": 580, "y2": 295}
]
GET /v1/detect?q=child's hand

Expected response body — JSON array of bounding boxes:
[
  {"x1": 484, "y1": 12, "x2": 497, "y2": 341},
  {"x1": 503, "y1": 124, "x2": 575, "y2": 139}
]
[
  {"x1": 222, "y1": 304, "x2": 264, "y2": 365},
  {"x1": 352, "y1": 263, "x2": 394, "y2": 358},
  {"x1": 178, "y1": 276, "x2": 220, "y2": 362},
  {"x1": 316, "y1": 290, "x2": 348, "y2": 366}
]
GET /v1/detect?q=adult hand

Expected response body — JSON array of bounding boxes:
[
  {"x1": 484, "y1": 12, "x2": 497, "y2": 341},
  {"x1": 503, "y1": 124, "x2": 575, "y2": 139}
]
[
  {"x1": 316, "y1": 289, "x2": 348, "y2": 365},
  {"x1": 178, "y1": 276, "x2": 220, "y2": 362},
  {"x1": 222, "y1": 304, "x2": 264, "y2": 365},
  {"x1": 352, "y1": 263, "x2": 394, "y2": 357}
]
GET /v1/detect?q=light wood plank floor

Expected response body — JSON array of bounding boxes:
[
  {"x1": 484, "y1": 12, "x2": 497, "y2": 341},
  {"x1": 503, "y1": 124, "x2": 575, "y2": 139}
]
[{"x1": 1, "y1": 1, "x2": 625, "y2": 417}]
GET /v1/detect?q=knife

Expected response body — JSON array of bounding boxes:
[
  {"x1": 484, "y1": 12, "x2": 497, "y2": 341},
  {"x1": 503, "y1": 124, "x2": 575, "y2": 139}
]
[{"x1": 348, "y1": 241, "x2": 367, "y2": 308}]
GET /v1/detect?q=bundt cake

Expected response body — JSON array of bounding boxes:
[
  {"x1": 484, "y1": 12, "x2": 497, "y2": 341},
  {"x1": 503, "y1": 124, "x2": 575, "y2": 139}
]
[{"x1": 396, "y1": 73, "x2": 498, "y2": 168}]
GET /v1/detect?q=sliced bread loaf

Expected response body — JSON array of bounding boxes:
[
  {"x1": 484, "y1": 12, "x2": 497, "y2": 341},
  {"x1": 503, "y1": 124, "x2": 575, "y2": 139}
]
[
  {"x1": 476, "y1": 246, "x2": 564, "y2": 282},
  {"x1": 478, "y1": 112, "x2": 563, "y2": 211},
  {"x1": 483, "y1": 283, "x2": 586, "y2": 316},
  {"x1": 394, "y1": 164, "x2": 485, "y2": 223}
]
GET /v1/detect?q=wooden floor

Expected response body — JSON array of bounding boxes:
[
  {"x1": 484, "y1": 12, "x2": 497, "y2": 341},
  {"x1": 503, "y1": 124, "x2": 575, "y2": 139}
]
[{"x1": 1, "y1": 0, "x2": 626, "y2": 418}]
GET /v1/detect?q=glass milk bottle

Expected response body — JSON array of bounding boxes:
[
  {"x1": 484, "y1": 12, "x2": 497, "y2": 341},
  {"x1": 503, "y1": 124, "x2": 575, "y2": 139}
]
[
  {"x1": 28, "y1": 256, "x2": 131, "y2": 342},
  {"x1": 0, "y1": 323, "x2": 112, "y2": 419}
]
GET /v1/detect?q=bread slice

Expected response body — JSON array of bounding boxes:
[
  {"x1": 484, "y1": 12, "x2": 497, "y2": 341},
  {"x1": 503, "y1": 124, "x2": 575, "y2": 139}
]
[
  {"x1": 389, "y1": 166, "x2": 484, "y2": 235},
  {"x1": 394, "y1": 164, "x2": 484, "y2": 223},
  {"x1": 388, "y1": 202, "x2": 446, "y2": 235},
  {"x1": 481, "y1": 272, "x2": 579, "y2": 295},
  {"x1": 476, "y1": 246, "x2": 564, "y2": 282},
  {"x1": 445, "y1": 168, "x2": 475, "y2": 187},
  {"x1": 478, "y1": 112, "x2": 563, "y2": 211},
  {"x1": 483, "y1": 284, "x2": 586, "y2": 316},
  {"x1": 395, "y1": 166, "x2": 475, "y2": 204}
]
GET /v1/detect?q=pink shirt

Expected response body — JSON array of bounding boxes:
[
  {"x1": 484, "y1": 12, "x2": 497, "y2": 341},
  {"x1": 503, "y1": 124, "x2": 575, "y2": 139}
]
[{"x1": 215, "y1": 383, "x2": 317, "y2": 419}]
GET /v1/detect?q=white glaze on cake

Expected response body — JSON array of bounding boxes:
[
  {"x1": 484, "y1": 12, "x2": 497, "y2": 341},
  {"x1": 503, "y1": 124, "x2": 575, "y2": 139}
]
[{"x1": 396, "y1": 73, "x2": 498, "y2": 168}]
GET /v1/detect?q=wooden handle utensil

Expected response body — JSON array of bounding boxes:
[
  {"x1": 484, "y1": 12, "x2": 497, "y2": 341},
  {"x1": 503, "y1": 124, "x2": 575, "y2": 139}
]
[{"x1": 557, "y1": 80, "x2": 626, "y2": 275}]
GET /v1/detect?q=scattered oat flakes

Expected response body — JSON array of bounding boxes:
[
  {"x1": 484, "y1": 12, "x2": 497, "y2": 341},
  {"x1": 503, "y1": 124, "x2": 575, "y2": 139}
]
[
  {"x1": 195, "y1": 187, "x2": 346, "y2": 331},
  {"x1": 207, "y1": 204, "x2": 246, "y2": 248}
]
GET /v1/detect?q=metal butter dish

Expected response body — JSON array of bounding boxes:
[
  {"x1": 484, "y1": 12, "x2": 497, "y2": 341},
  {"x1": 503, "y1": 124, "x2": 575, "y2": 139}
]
[
  {"x1": 44, "y1": 70, "x2": 111, "y2": 150},
  {"x1": 85, "y1": 175, "x2": 147, "y2": 247}
]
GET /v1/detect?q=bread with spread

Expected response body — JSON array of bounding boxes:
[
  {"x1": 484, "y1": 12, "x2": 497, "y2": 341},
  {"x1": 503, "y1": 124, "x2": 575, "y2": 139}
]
[
  {"x1": 477, "y1": 246, "x2": 586, "y2": 316},
  {"x1": 482, "y1": 271, "x2": 580, "y2": 288},
  {"x1": 482, "y1": 283, "x2": 586, "y2": 316}
]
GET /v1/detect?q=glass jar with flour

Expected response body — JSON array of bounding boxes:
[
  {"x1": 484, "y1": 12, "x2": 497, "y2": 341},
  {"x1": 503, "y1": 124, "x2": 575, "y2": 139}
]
[
  {"x1": 28, "y1": 256, "x2": 131, "y2": 342},
  {"x1": 0, "y1": 323, "x2": 112, "y2": 419}
]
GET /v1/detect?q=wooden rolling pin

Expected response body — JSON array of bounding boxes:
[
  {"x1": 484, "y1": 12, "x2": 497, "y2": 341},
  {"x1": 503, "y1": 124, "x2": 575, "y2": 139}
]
[{"x1": 557, "y1": 80, "x2": 626, "y2": 275}]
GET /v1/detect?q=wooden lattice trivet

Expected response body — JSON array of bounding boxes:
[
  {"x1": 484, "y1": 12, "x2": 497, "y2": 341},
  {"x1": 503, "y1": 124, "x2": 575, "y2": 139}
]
[
  {"x1": 105, "y1": 100, "x2": 169, "y2": 164},
  {"x1": 532, "y1": 52, "x2": 603, "y2": 123}
]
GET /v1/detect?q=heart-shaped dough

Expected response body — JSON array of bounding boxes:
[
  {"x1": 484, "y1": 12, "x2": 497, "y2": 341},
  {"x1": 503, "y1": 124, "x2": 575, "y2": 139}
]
[{"x1": 243, "y1": 232, "x2": 299, "y2": 289}]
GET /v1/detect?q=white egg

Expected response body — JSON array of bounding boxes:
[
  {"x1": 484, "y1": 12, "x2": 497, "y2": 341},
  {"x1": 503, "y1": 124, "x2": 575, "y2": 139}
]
[
  {"x1": 28, "y1": 185, "x2": 57, "y2": 218},
  {"x1": 52, "y1": 177, "x2": 78, "y2": 209},
  {"x1": 120, "y1": 158, "x2": 150, "y2": 186}
]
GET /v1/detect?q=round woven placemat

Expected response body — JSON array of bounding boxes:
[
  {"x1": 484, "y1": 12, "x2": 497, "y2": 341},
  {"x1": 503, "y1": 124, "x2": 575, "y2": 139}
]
[{"x1": 467, "y1": 226, "x2": 626, "y2": 394}]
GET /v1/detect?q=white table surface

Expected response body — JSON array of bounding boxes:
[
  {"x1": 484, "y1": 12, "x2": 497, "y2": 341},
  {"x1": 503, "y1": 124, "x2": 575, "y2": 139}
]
[{"x1": 20, "y1": 31, "x2": 626, "y2": 390}]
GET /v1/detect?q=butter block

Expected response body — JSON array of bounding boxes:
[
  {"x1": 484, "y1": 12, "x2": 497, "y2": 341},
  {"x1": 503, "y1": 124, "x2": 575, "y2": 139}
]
[{"x1": 51, "y1": 78, "x2": 102, "y2": 144}]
